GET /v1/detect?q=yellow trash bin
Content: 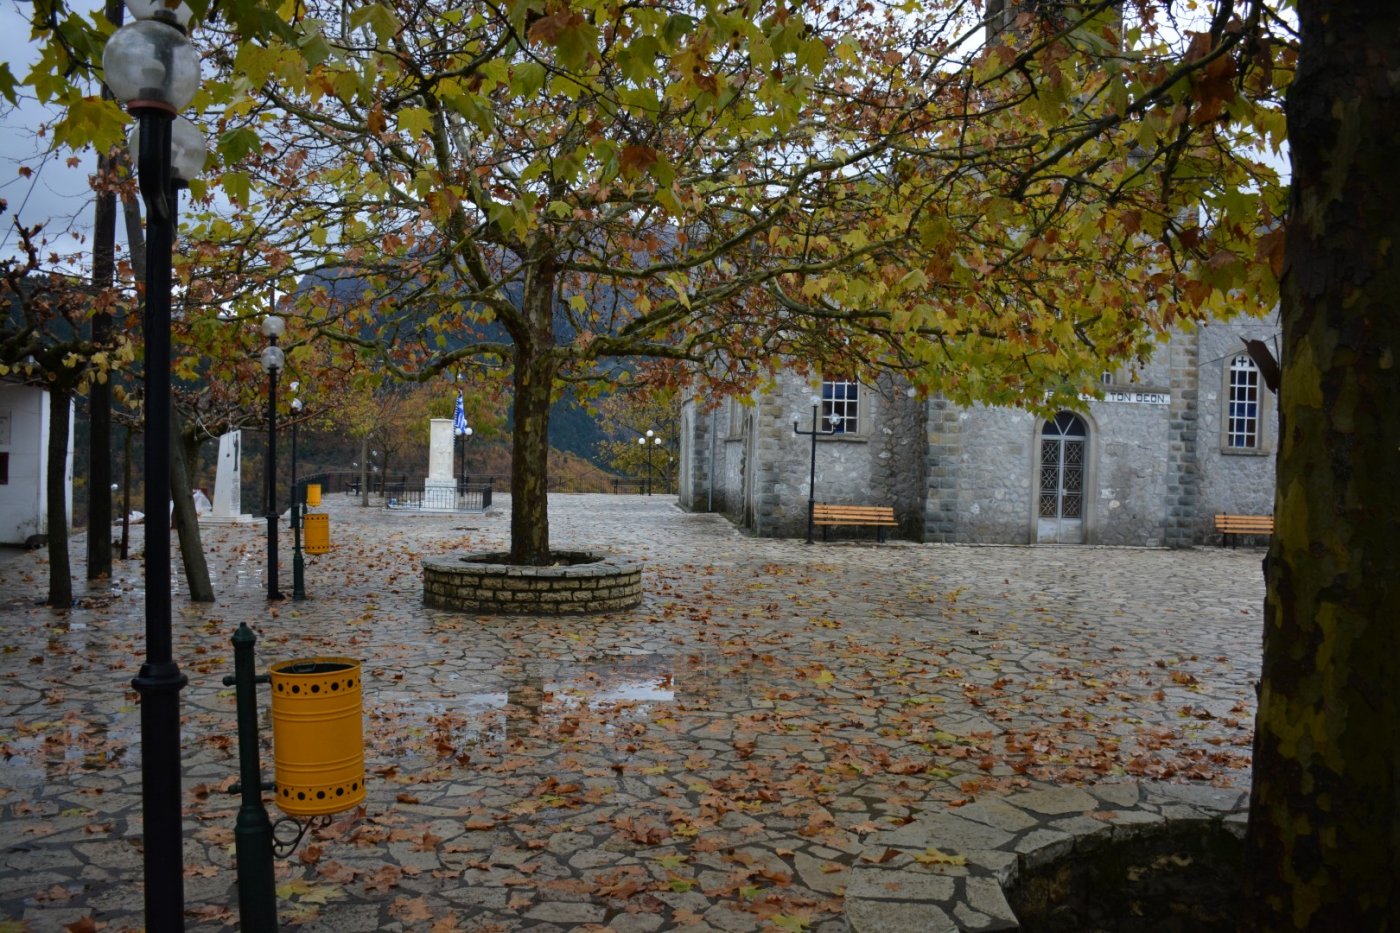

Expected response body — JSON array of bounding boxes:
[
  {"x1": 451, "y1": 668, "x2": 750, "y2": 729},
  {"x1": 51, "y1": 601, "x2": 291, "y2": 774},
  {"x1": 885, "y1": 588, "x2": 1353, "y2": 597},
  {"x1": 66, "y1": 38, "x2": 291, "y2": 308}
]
[
  {"x1": 269, "y1": 658, "x2": 365, "y2": 816},
  {"x1": 305, "y1": 483, "x2": 322, "y2": 507},
  {"x1": 303, "y1": 512, "x2": 330, "y2": 554}
]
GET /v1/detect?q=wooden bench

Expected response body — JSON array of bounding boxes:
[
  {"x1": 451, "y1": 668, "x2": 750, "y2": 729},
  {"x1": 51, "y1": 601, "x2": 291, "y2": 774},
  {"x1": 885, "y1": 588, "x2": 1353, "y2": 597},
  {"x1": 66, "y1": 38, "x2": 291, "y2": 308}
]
[
  {"x1": 812, "y1": 504, "x2": 898, "y2": 542},
  {"x1": 1215, "y1": 513, "x2": 1273, "y2": 547}
]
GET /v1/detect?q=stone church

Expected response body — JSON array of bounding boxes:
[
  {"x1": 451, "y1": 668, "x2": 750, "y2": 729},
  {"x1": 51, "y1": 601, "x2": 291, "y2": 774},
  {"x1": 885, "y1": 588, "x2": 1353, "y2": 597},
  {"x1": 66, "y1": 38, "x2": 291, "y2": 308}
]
[{"x1": 676, "y1": 315, "x2": 1278, "y2": 546}]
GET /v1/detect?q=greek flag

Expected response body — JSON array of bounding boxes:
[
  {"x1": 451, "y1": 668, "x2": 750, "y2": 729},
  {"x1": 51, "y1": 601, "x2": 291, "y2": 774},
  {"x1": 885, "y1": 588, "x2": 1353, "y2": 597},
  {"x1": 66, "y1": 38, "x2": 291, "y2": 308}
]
[{"x1": 453, "y1": 391, "x2": 468, "y2": 435}]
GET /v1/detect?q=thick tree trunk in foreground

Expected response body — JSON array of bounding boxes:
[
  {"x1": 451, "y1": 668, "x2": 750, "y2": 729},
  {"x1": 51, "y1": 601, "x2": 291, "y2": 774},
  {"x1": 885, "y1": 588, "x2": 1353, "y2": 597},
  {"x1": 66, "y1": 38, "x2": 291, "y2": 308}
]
[
  {"x1": 46, "y1": 388, "x2": 72, "y2": 608},
  {"x1": 1243, "y1": 3, "x2": 1400, "y2": 929}
]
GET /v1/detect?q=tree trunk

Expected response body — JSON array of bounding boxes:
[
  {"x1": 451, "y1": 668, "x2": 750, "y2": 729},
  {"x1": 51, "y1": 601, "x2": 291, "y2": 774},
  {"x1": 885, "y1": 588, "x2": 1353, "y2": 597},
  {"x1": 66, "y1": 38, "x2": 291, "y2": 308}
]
[
  {"x1": 359, "y1": 436, "x2": 370, "y2": 507},
  {"x1": 46, "y1": 387, "x2": 72, "y2": 608},
  {"x1": 170, "y1": 414, "x2": 213, "y2": 602},
  {"x1": 509, "y1": 344, "x2": 556, "y2": 565},
  {"x1": 506, "y1": 252, "x2": 560, "y2": 566},
  {"x1": 85, "y1": 0, "x2": 123, "y2": 582},
  {"x1": 87, "y1": 195, "x2": 115, "y2": 580},
  {"x1": 1243, "y1": 3, "x2": 1400, "y2": 929}
]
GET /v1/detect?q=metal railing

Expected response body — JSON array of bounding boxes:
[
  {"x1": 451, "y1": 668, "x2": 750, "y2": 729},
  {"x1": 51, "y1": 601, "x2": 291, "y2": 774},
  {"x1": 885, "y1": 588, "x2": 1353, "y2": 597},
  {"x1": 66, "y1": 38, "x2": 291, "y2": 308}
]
[{"x1": 383, "y1": 481, "x2": 492, "y2": 511}]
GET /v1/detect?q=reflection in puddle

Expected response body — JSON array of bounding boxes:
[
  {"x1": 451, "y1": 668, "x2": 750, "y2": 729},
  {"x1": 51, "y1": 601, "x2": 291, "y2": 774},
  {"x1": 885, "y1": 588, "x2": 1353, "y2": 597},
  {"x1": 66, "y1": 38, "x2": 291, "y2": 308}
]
[{"x1": 371, "y1": 654, "x2": 693, "y2": 754}]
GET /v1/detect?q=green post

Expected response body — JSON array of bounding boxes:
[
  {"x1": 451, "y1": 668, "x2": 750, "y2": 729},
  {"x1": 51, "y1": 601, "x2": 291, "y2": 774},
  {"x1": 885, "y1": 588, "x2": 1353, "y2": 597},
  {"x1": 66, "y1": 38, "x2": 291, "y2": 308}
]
[
  {"x1": 225, "y1": 623, "x2": 278, "y2": 929},
  {"x1": 291, "y1": 482, "x2": 306, "y2": 601}
]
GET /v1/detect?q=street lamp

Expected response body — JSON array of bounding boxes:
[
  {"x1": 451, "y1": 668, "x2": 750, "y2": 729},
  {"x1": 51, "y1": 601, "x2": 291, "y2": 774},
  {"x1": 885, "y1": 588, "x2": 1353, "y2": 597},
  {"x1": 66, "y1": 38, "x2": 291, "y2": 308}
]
[
  {"x1": 793, "y1": 396, "x2": 841, "y2": 544},
  {"x1": 101, "y1": 0, "x2": 201, "y2": 925},
  {"x1": 638, "y1": 429, "x2": 662, "y2": 495},
  {"x1": 261, "y1": 315, "x2": 286, "y2": 600},
  {"x1": 458, "y1": 425, "x2": 473, "y2": 492},
  {"x1": 290, "y1": 385, "x2": 306, "y2": 601}
]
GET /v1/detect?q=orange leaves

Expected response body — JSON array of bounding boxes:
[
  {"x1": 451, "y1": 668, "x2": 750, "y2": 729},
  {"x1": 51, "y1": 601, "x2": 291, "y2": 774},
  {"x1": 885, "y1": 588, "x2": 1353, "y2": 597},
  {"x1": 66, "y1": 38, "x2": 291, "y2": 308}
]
[
  {"x1": 389, "y1": 894, "x2": 435, "y2": 923},
  {"x1": 527, "y1": 10, "x2": 584, "y2": 46},
  {"x1": 619, "y1": 145, "x2": 659, "y2": 180},
  {"x1": 362, "y1": 863, "x2": 403, "y2": 894},
  {"x1": 613, "y1": 814, "x2": 669, "y2": 845}
]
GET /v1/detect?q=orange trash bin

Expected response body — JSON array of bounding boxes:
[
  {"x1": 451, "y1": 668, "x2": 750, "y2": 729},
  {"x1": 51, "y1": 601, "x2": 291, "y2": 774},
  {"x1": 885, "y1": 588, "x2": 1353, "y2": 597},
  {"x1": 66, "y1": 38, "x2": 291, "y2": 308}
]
[
  {"x1": 269, "y1": 658, "x2": 365, "y2": 816},
  {"x1": 303, "y1": 512, "x2": 330, "y2": 554}
]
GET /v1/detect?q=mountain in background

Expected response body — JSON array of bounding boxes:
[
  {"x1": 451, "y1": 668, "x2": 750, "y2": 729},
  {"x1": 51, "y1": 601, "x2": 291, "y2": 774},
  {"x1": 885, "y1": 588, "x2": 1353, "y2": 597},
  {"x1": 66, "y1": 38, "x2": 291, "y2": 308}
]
[{"x1": 298, "y1": 268, "x2": 615, "y2": 463}]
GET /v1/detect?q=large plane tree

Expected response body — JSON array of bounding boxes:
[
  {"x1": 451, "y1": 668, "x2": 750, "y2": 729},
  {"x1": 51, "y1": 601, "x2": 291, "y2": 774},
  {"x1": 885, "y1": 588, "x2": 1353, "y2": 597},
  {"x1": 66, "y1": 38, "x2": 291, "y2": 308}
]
[
  {"x1": 168, "y1": 0, "x2": 1286, "y2": 564},
  {"x1": 1243, "y1": 1, "x2": 1400, "y2": 927},
  {"x1": 17, "y1": 0, "x2": 1400, "y2": 921}
]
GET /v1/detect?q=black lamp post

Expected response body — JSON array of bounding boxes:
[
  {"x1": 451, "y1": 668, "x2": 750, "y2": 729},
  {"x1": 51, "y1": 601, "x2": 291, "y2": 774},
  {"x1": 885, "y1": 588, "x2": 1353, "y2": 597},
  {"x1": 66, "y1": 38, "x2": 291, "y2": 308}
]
[
  {"x1": 261, "y1": 315, "x2": 286, "y2": 600},
  {"x1": 290, "y1": 386, "x2": 306, "y2": 600},
  {"x1": 638, "y1": 429, "x2": 662, "y2": 495},
  {"x1": 102, "y1": 1, "x2": 202, "y2": 926},
  {"x1": 793, "y1": 397, "x2": 841, "y2": 544}
]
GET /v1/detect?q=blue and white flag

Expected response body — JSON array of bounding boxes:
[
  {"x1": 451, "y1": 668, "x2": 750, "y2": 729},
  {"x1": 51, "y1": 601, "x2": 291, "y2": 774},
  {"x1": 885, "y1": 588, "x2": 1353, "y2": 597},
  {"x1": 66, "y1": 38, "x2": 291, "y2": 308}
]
[{"x1": 453, "y1": 391, "x2": 468, "y2": 435}]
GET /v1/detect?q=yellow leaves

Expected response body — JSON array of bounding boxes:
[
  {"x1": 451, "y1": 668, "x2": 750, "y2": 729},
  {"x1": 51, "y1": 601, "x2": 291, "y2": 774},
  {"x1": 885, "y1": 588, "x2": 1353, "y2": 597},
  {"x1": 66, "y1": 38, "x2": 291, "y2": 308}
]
[
  {"x1": 511, "y1": 62, "x2": 547, "y2": 99},
  {"x1": 663, "y1": 271, "x2": 691, "y2": 310},
  {"x1": 395, "y1": 106, "x2": 433, "y2": 138},
  {"x1": 348, "y1": 3, "x2": 399, "y2": 41},
  {"x1": 275, "y1": 878, "x2": 345, "y2": 905}
]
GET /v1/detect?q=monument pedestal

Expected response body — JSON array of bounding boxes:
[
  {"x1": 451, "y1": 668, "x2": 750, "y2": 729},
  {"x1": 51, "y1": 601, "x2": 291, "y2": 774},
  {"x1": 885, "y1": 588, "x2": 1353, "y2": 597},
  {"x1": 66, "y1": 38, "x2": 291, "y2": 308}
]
[{"x1": 420, "y1": 480, "x2": 457, "y2": 511}]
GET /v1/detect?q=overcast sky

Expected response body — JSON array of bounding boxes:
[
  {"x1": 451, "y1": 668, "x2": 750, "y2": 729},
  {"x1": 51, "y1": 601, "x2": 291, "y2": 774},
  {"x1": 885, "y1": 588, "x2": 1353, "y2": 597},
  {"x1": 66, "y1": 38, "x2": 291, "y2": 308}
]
[{"x1": 0, "y1": 0, "x2": 131, "y2": 270}]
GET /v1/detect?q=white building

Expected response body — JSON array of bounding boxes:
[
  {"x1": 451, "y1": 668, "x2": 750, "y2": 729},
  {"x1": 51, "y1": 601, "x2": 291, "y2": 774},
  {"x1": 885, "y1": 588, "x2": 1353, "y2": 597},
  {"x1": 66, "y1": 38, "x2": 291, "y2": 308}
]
[{"x1": 0, "y1": 383, "x2": 72, "y2": 546}]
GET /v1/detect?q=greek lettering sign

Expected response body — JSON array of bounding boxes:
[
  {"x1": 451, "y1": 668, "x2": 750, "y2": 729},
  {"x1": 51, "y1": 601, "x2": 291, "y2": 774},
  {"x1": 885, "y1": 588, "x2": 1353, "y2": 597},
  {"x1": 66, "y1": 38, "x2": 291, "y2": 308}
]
[{"x1": 1080, "y1": 391, "x2": 1171, "y2": 405}]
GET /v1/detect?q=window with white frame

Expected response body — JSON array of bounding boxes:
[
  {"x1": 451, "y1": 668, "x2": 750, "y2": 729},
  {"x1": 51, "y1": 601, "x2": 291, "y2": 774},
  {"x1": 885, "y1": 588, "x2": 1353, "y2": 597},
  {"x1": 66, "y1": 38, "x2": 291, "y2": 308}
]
[
  {"x1": 1227, "y1": 355, "x2": 1261, "y2": 449},
  {"x1": 821, "y1": 378, "x2": 859, "y2": 434}
]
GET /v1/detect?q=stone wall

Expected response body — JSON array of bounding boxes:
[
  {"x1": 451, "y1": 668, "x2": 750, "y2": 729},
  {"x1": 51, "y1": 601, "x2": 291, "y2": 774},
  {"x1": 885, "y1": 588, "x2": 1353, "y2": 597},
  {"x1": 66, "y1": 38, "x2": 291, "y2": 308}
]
[
  {"x1": 1193, "y1": 316, "x2": 1280, "y2": 540},
  {"x1": 422, "y1": 552, "x2": 642, "y2": 614},
  {"x1": 944, "y1": 405, "x2": 1037, "y2": 544},
  {"x1": 923, "y1": 397, "x2": 964, "y2": 542},
  {"x1": 679, "y1": 321, "x2": 1281, "y2": 547},
  {"x1": 751, "y1": 372, "x2": 923, "y2": 539},
  {"x1": 1164, "y1": 333, "x2": 1201, "y2": 547},
  {"x1": 868, "y1": 377, "x2": 928, "y2": 539}
]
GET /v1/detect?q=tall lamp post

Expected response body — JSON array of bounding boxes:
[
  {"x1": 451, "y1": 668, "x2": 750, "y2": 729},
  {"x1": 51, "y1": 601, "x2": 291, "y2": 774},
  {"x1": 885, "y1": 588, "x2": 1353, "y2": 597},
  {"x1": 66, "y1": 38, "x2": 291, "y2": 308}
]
[
  {"x1": 101, "y1": 1, "x2": 202, "y2": 926},
  {"x1": 638, "y1": 429, "x2": 662, "y2": 495},
  {"x1": 290, "y1": 385, "x2": 306, "y2": 601},
  {"x1": 261, "y1": 315, "x2": 285, "y2": 600},
  {"x1": 793, "y1": 397, "x2": 841, "y2": 544},
  {"x1": 453, "y1": 385, "x2": 471, "y2": 494}
]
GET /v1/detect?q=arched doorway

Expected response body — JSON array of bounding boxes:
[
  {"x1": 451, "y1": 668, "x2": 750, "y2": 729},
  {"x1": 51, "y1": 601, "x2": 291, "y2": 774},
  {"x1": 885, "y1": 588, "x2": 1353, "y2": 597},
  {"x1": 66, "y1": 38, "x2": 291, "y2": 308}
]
[{"x1": 1037, "y1": 412, "x2": 1087, "y2": 544}]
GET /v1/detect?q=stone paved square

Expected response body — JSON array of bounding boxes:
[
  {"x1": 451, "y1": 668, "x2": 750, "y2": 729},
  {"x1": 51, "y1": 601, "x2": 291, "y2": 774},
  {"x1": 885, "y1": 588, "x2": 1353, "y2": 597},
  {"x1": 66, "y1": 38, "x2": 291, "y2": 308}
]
[{"x1": 0, "y1": 493, "x2": 1261, "y2": 930}]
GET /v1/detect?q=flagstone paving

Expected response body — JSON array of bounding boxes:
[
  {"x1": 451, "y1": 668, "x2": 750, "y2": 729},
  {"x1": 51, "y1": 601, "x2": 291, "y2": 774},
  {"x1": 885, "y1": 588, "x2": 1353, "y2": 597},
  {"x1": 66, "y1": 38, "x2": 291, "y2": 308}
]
[{"x1": 0, "y1": 493, "x2": 1265, "y2": 930}]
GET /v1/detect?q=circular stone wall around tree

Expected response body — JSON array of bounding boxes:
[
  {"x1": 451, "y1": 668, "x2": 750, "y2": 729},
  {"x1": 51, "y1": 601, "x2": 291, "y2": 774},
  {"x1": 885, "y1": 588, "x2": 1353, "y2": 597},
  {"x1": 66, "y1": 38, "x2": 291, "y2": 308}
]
[{"x1": 422, "y1": 551, "x2": 642, "y2": 614}]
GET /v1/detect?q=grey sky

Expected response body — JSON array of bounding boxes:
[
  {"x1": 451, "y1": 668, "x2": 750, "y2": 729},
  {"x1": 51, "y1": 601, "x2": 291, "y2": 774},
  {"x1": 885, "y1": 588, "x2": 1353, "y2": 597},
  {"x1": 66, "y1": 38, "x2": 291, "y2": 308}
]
[{"x1": 1, "y1": 0, "x2": 129, "y2": 270}]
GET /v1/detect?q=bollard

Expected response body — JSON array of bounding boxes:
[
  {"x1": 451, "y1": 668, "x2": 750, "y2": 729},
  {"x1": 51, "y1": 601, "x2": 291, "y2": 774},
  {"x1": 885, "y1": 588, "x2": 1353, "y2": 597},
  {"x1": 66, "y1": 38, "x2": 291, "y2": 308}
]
[
  {"x1": 269, "y1": 658, "x2": 365, "y2": 816},
  {"x1": 224, "y1": 624, "x2": 278, "y2": 930}
]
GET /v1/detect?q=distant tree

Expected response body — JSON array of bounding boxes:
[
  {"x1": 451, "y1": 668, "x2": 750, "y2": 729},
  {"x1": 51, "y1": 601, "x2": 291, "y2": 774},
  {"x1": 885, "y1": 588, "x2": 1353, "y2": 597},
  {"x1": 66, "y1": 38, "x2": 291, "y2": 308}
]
[
  {"x1": 596, "y1": 387, "x2": 680, "y2": 491},
  {"x1": 2, "y1": 227, "x2": 131, "y2": 606}
]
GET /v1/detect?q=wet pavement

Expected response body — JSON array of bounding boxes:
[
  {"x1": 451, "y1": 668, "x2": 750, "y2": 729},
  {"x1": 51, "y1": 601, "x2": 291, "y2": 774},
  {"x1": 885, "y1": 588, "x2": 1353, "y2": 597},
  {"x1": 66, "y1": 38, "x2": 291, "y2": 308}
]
[{"x1": 0, "y1": 493, "x2": 1264, "y2": 931}]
